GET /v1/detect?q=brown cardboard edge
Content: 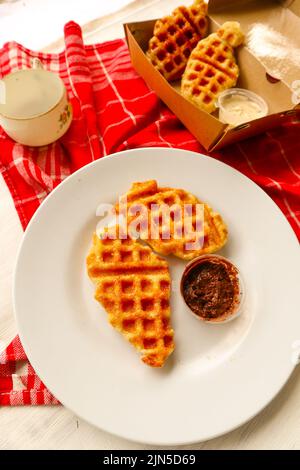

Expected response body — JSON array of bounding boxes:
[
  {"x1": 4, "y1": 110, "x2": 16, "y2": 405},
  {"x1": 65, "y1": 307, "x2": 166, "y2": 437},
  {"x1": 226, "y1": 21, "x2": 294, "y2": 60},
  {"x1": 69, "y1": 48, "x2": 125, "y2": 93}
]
[
  {"x1": 209, "y1": 111, "x2": 299, "y2": 150},
  {"x1": 209, "y1": 0, "x2": 300, "y2": 16}
]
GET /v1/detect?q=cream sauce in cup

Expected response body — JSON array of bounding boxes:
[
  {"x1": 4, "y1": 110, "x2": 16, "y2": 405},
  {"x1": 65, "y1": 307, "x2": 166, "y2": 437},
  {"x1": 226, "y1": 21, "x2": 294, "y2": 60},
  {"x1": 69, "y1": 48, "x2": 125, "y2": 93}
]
[{"x1": 217, "y1": 88, "x2": 268, "y2": 126}]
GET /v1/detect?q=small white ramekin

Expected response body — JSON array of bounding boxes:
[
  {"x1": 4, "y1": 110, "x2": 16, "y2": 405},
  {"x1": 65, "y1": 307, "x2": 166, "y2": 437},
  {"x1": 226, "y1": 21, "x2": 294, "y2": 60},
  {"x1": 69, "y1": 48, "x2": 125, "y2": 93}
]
[{"x1": 217, "y1": 88, "x2": 268, "y2": 126}]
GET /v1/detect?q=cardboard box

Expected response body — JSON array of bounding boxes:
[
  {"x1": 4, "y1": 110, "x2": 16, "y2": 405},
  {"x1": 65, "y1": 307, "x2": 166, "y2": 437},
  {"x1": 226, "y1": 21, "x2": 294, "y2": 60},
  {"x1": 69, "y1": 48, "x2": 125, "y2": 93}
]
[{"x1": 124, "y1": 0, "x2": 300, "y2": 151}]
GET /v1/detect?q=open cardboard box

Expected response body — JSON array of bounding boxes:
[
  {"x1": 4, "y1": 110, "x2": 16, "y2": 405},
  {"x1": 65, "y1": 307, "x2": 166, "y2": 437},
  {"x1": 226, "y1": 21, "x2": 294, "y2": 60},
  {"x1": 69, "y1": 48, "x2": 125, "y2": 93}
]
[{"x1": 124, "y1": 0, "x2": 300, "y2": 151}]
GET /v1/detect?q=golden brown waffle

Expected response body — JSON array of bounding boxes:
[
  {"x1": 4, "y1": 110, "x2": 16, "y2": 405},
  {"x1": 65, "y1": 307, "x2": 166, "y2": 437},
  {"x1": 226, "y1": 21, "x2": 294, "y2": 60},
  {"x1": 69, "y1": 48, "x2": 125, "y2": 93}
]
[
  {"x1": 147, "y1": 0, "x2": 208, "y2": 82},
  {"x1": 181, "y1": 22, "x2": 244, "y2": 113},
  {"x1": 86, "y1": 228, "x2": 174, "y2": 367},
  {"x1": 115, "y1": 180, "x2": 228, "y2": 261}
]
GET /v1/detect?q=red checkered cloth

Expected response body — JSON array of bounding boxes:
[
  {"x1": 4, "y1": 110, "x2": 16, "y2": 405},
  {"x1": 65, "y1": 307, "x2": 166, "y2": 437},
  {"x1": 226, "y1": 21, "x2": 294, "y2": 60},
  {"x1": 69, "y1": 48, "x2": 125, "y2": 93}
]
[{"x1": 0, "y1": 21, "x2": 299, "y2": 406}]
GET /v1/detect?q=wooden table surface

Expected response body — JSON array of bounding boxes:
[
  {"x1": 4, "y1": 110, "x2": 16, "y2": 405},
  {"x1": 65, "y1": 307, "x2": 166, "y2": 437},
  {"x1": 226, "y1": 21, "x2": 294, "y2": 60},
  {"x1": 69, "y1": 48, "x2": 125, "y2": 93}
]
[{"x1": 1, "y1": 0, "x2": 300, "y2": 450}]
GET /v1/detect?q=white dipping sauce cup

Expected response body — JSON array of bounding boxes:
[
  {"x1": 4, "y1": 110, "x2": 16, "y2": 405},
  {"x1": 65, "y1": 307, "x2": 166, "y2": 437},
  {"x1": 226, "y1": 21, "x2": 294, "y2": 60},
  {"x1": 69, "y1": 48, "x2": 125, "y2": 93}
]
[{"x1": 217, "y1": 88, "x2": 268, "y2": 126}]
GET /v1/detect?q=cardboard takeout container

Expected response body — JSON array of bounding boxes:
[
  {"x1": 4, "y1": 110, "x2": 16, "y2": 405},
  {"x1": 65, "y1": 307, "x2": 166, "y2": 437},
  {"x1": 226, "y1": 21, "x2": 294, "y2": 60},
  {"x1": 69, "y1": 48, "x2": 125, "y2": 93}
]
[{"x1": 124, "y1": 0, "x2": 300, "y2": 151}]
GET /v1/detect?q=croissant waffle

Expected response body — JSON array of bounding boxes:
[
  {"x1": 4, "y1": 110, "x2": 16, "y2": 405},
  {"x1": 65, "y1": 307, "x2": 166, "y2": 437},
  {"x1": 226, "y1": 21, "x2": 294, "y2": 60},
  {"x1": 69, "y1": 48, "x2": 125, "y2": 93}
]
[
  {"x1": 147, "y1": 0, "x2": 208, "y2": 81},
  {"x1": 86, "y1": 229, "x2": 174, "y2": 367},
  {"x1": 181, "y1": 22, "x2": 244, "y2": 113},
  {"x1": 116, "y1": 180, "x2": 228, "y2": 261}
]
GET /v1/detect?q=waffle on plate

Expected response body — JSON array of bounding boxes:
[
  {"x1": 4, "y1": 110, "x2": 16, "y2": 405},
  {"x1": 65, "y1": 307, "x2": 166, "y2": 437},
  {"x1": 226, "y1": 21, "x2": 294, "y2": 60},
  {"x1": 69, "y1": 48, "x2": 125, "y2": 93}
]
[
  {"x1": 181, "y1": 22, "x2": 244, "y2": 113},
  {"x1": 115, "y1": 180, "x2": 228, "y2": 261},
  {"x1": 147, "y1": 0, "x2": 208, "y2": 81},
  {"x1": 87, "y1": 228, "x2": 175, "y2": 367}
]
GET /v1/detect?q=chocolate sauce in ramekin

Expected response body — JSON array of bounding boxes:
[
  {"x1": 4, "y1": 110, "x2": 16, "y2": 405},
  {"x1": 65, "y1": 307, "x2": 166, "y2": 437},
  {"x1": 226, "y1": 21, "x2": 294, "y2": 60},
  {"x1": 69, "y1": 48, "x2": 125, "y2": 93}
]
[{"x1": 181, "y1": 255, "x2": 242, "y2": 323}]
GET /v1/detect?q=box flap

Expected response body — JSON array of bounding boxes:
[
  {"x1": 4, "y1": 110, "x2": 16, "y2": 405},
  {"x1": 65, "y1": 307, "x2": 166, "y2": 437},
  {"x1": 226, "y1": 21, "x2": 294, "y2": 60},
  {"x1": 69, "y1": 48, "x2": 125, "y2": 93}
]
[
  {"x1": 208, "y1": 0, "x2": 300, "y2": 91},
  {"x1": 208, "y1": 0, "x2": 300, "y2": 15},
  {"x1": 210, "y1": 109, "x2": 299, "y2": 150},
  {"x1": 281, "y1": 0, "x2": 300, "y2": 17},
  {"x1": 208, "y1": 0, "x2": 257, "y2": 14}
]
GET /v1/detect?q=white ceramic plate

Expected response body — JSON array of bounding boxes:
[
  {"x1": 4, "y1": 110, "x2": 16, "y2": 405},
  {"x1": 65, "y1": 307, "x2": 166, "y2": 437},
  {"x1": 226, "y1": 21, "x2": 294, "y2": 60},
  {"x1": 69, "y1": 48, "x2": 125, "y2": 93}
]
[{"x1": 14, "y1": 148, "x2": 300, "y2": 446}]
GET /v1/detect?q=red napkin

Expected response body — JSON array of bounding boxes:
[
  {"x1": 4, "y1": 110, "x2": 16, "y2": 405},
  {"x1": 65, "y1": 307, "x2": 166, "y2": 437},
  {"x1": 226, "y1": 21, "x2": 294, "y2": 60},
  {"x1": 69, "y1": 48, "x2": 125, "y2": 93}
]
[{"x1": 0, "y1": 21, "x2": 299, "y2": 405}]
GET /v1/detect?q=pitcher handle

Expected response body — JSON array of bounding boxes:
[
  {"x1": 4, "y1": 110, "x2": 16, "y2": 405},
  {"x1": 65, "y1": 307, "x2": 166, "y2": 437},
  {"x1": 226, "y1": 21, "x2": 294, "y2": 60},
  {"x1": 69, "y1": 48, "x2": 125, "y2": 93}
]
[{"x1": 31, "y1": 58, "x2": 43, "y2": 70}]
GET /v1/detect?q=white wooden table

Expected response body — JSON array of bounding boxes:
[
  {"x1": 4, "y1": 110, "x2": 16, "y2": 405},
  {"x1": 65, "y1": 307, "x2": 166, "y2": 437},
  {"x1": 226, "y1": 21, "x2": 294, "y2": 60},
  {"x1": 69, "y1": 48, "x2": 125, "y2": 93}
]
[{"x1": 1, "y1": 0, "x2": 300, "y2": 450}]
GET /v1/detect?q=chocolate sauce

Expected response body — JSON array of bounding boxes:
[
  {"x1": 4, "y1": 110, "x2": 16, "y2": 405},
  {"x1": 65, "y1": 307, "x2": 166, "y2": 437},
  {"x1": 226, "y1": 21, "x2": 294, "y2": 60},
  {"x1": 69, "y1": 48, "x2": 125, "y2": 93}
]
[{"x1": 181, "y1": 256, "x2": 240, "y2": 320}]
